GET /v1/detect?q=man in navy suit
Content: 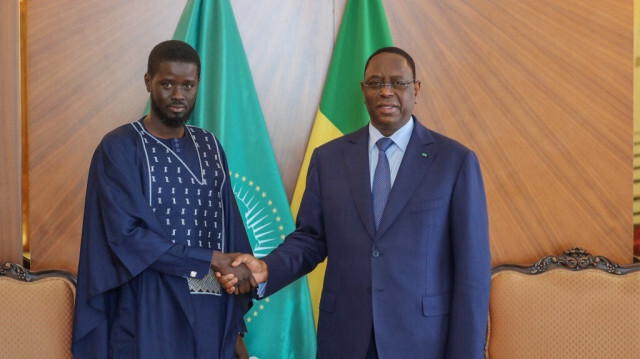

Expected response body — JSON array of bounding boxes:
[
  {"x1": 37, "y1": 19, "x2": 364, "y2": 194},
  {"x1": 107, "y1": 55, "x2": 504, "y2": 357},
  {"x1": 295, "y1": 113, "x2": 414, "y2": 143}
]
[{"x1": 221, "y1": 47, "x2": 491, "y2": 358}]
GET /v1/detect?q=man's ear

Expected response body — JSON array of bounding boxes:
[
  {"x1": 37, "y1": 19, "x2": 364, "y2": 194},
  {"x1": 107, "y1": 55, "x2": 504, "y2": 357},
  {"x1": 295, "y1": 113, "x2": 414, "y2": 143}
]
[{"x1": 144, "y1": 73, "x2": 151, "y2": 92}]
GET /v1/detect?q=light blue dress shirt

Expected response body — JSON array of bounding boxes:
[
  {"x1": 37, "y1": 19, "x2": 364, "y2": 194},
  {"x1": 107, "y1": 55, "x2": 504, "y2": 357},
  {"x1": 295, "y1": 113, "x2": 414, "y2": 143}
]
[{"x1": 368, "y1": 117, "x2": 415, "y2": 189}]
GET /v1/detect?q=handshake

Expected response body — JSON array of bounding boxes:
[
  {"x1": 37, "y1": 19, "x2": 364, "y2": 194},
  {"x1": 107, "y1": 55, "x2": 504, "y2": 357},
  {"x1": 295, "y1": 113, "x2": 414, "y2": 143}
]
[{"x1": 211, "y1": 252, "x2": 268, "y2": 295}]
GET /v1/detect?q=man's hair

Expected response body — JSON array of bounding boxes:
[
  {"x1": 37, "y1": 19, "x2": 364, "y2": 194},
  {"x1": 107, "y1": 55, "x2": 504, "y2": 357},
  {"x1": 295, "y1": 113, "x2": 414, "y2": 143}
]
[
  {"x1": 147, "y1": 40, "x2": 201, "y2": 78},
  {"x1": 364, "y1": 47, "x2": 416, "y2": 80}
]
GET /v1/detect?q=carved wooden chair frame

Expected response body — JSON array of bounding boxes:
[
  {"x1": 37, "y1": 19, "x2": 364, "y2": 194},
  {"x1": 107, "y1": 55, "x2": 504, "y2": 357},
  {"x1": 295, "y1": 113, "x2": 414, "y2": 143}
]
[
  {"x1": 491, "y1": 247, "x2": 640, "y2": 276},
  {"x1": 0, "y1": 262, "x2": 77, "y2": 284}
]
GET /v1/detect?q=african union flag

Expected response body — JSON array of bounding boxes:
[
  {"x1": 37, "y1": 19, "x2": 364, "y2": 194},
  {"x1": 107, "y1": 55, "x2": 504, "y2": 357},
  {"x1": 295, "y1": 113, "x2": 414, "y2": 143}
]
[{"x1": 173, "y1": 0, "x2": 317, "y2": 357}]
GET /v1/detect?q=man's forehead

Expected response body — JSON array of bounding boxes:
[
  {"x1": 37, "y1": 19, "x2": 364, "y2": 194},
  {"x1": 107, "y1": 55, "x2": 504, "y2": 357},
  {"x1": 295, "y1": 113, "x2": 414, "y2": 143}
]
[
  {"x1": 155, "y1": 61, "x2": 199, "y2": 77},
  {"x1": 365, "y1": 58, "x2": 411, "y2": 79},
  {"x1": 366, "y1": 53, "x2": 410, "y2": 72},
  {"x1": 157, "y1": 60, "x2": 198, "y2": 68}
]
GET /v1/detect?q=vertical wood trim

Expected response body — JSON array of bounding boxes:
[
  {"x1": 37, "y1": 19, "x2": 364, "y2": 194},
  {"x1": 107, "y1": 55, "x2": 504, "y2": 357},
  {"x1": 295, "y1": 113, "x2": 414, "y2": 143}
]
[{"x1": 0, "y1": 0, "x2": 23, "y2": 263}]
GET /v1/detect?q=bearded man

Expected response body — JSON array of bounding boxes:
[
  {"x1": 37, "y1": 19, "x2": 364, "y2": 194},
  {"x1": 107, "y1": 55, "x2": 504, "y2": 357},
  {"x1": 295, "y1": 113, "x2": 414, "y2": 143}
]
[{"x1": 72, "y1": 40, "x2": 256, "y2": 359}]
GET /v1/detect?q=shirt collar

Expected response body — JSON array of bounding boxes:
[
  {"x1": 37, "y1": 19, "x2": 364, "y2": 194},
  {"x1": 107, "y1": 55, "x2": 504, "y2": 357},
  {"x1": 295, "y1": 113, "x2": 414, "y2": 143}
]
[{"x1": 368, "y1": 116, "x2": 415, "y2": 153}]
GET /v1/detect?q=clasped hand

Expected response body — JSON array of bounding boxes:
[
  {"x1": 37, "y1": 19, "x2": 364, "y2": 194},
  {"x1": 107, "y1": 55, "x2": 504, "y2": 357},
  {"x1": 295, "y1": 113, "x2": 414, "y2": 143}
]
[
  {"x1": 215, "y1": 254, "x2": 268, "y2": 295},
  {"x1": 211, "y1": 252, "x2": 257, "y2": 294}
]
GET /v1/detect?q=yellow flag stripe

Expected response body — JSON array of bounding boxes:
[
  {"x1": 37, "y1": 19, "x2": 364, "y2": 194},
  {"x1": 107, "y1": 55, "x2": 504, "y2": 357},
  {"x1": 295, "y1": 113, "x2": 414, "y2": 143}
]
[{"x1": 291, "y1": 109, "x2": 344, "y2": 327}]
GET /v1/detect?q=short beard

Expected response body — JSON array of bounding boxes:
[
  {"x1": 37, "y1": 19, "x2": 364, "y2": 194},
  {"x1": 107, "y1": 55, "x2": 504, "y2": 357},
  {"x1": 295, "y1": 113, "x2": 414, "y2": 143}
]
[
  {"x1": 149, "y1": 96, "x2": 196, "y2": 128},
  {"x1": 159, "y1": 112, "x2": 191, "y2": 128}
]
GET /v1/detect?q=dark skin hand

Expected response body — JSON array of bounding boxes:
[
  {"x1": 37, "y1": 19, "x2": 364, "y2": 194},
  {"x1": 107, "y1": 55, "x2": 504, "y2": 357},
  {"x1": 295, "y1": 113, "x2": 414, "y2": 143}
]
[
  {"x1": 216, "y1": 253, "x2": 268, "y2": 295},
  {"x1": 211, "y1": 251, "x2": 257, "y2": 294},
  {"x1": 235, "y1": 335, "x2": 249, "y2": 359}
]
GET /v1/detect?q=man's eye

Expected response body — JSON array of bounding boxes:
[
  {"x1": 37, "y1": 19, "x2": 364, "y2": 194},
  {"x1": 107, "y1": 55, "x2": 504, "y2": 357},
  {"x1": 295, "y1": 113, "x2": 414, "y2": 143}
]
[
  {"x1": 369, "y1": 82, "x2": 384, "y2": 88},
  {"x1": 162, "y1": 83, "x2": 172, "y2": 89},
  {"x1": 391, "y1": 81, "x2": 412, "y2": 90},
  {"x1": 184, "y1": 84, "x2": 193, "y2": 90}
]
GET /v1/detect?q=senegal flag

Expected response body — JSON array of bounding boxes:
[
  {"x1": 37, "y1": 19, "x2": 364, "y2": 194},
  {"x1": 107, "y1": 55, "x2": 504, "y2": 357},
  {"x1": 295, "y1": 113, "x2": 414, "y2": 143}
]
[
  {"x1": 291, "y1": 0, "x2": 393, "y2": 327},
  {"x1": 173, "y1": 0, "x2": 317, "y2": 357}
]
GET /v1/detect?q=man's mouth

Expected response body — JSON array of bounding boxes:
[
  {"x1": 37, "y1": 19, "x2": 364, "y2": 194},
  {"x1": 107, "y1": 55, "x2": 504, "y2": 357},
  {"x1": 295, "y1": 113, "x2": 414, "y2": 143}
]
[
  {"x1": 168, "y1": 105, "x2": 186, "y2": 113},
  {"x1": 377, "y1": 103, "x2": 398, "y2": 114}
]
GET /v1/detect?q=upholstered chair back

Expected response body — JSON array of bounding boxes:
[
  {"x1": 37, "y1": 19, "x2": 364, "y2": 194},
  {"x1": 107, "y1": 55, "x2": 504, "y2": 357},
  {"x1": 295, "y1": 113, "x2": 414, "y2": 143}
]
[
  {"x1": 0, "y1": 262, "x2": 76, "y2": 359},
  {"x1": 486, "y1": 248, "x2": 640, "y2": 358}
]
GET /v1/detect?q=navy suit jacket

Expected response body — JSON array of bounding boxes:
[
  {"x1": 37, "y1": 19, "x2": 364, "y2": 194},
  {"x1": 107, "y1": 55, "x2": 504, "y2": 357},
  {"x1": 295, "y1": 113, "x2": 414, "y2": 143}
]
[{"x1": 263, "y1": 118, "x2": 490, "y2": 358}]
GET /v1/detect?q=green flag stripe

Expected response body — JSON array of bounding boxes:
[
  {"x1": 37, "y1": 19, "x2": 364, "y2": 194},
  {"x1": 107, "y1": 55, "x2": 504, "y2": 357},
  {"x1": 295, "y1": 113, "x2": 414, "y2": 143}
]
[{"x1": 320, "y1": 0, "x2": 393, "y2": 134}]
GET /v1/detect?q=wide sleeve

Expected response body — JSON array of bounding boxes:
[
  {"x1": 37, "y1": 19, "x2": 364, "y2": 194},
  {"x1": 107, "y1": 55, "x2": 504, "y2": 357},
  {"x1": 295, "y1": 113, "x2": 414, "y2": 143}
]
[
  {"x1": 72, "y1": 130, "x2": 212, "y2": 357},
  {"x1": 446, "y1": 150, "x2": 491, "y2": 359}
]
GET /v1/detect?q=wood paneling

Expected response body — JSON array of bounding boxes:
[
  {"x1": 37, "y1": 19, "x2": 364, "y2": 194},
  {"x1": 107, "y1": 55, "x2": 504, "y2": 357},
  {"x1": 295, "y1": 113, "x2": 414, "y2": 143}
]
[
  {"x1": 0, "y1": 0, "x2": 22, "y2": 264},
  {"x1": 385, "y1": 0, "x2": 632, "y2": 265},
  {"x1": 26, "y1": 0, "x2": 344, "y2": 274},
  {"x1": 25, "y1": 0, "x2": 632, "y2": 273},
  {"x1": 27, "y1": 0, "x2": 188, "y2": 272}
]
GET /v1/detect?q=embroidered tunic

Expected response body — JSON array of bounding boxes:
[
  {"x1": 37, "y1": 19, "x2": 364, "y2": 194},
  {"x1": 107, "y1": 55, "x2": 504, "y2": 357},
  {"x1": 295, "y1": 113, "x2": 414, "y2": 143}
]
[
  {"x1": 72, "y1": 119, "x2": 253, "y2": 359},
  {"x1": 133, "y1": 121, "x2": 224, "y2": 295}
]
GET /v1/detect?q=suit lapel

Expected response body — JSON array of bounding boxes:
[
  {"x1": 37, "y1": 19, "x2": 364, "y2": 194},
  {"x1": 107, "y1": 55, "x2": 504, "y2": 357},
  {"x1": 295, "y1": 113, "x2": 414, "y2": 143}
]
[
  {"x1": 376, "y1": 119, "x2": 435, "y2": 238},
  {"x1": 342, "y1": 127, "x2": 376, "y2": 239}
]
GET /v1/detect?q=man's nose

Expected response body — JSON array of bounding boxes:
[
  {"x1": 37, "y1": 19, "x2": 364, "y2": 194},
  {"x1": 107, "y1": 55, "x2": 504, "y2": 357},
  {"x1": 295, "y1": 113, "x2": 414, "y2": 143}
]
[
  {"x1": 171, "y1": 86, "x2": 185, "y2": 99},
  {"x1": 378, "y1": 84, "x2": 394, "y2": 96}
]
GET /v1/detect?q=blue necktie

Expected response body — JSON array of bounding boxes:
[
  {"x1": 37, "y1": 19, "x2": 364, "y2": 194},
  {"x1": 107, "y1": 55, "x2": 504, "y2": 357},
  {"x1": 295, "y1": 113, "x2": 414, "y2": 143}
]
[{"x1": 373, "y1": 137, "x2": 394, "y2": 230}]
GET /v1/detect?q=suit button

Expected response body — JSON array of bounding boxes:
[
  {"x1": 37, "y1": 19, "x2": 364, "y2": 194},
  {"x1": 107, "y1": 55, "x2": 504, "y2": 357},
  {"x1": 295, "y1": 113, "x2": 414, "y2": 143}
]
[{"x1": 372, "y1": 250, "x2": 380, "y2": 258}]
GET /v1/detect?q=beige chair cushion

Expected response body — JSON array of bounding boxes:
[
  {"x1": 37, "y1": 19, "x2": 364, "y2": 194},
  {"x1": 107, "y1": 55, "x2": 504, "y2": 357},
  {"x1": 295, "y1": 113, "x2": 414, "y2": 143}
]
[
  {"x1": 487, "y1": 269, "x2": 640, "y2": 358},
  {"x1": 0, "y1": 276, "x2": 76, "y2": 359}
]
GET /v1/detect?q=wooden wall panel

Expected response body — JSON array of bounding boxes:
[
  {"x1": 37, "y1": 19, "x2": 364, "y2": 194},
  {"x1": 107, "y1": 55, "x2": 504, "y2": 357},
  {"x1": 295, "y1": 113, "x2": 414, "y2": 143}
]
[
  {"x1": 385, "y1": 0, "x2": 632, "y2": 265},
  {"x1": 27, "y1": 0, "x2": 188, "y2": 272},
  {"x1": 25, "y1": 0, "x2": 632, "y2": 273},
  {"x1": 0, "y1": 0, "x2": 22, "y2": 264}
]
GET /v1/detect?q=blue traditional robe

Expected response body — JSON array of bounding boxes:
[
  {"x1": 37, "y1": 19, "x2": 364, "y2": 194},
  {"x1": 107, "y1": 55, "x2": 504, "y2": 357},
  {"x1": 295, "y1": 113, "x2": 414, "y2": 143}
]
[{"x1": 72, "y1": 119, "x2": 252, "y2": 359}]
